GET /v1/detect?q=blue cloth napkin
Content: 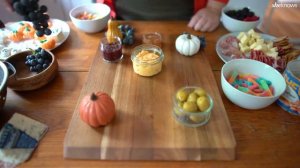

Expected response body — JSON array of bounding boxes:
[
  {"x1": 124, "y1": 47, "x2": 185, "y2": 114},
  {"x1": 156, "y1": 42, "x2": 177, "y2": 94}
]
[{"x1": 0, "y1": 113, "x2": 48, "y2": 168}]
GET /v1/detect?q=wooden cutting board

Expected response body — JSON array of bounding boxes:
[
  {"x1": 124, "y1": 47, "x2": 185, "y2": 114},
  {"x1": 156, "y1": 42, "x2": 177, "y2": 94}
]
[{"x1": 64, "y1": 36, "x2": 236, "y2": 160}]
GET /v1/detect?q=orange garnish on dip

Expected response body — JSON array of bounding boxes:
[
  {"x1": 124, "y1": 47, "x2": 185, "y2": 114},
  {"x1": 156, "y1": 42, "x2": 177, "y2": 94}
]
[{"x1": 40, "y1": 37, "x2": 56, "y2": 50}]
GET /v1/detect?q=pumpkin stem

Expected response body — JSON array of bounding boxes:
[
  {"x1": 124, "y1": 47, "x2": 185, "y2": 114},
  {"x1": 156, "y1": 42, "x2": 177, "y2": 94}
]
[
  {"x1": 187, "y1": 34, "x2": 191, "y2": 39},
  {"x1": 90, "y1": 93, "x2": 98, "y2": 101}
]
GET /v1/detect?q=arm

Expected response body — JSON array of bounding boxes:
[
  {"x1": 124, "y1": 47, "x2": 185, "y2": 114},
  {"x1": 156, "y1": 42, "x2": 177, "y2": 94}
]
[
  {"x1": 4, "y1": 0, "x2": 13, "y2": 12},
  {"x1": 188, "y1": 0, "x2": 226, "y2": 32}
]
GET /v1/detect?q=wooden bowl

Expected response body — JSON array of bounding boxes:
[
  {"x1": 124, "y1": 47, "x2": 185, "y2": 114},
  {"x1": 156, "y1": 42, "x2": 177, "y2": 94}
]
[
  {"x1": 5, "y1": 50, "x2": 58, "y2": 91},
  {"x1": 0, "y1": 61, "x2": 9, "y2": 110}
]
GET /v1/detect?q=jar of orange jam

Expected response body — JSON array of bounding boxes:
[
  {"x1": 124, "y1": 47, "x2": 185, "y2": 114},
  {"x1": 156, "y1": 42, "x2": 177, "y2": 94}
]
[{"x1": 131, "y1": 44, "x2": 164, "y2": 77}]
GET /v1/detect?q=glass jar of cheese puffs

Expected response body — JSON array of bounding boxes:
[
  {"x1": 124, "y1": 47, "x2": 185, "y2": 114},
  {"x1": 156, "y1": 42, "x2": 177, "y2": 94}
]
[{"x1": 131, "y1": 44, "x2": 164, "y2": 77}]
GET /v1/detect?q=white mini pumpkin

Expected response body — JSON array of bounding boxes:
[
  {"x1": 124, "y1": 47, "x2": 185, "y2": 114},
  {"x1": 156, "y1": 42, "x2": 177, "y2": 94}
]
[{"x1": 175, "y1": 33, "x2": 201, "y2": 56}]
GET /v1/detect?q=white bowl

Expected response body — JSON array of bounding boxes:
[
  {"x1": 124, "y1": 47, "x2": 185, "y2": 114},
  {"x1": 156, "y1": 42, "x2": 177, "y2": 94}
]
[
  {"x1": 221, "y1": 7, "x2": 260, "y2": 32},
  {"x1": 69, "y1": 3, "x2": 111, "y2": 33},
  {"x1": 221, "y1": 59, "x2": 286, "y2": 110}
]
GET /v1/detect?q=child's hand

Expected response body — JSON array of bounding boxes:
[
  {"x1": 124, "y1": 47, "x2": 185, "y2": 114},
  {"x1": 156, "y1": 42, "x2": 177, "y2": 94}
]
[{"x1": 188, "y1": 7, "x2": 220, "y2": 32}]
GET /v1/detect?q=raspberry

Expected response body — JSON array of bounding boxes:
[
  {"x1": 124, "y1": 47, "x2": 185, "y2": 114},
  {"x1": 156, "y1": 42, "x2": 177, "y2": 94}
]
[{"x1": 243, "y1": 16, "x2": 259, "y2": 22}]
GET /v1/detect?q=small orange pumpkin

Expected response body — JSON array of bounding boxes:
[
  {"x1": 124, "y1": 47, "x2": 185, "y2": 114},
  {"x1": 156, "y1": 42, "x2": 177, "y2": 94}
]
[{"x1": 79, "y1": 92, "x2": 116, "y2": 127}]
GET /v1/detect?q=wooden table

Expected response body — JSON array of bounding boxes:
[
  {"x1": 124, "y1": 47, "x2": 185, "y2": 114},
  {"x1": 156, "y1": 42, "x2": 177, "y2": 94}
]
[{"x1": 1, "y1": 21, "x2": 300, "y2": 167}]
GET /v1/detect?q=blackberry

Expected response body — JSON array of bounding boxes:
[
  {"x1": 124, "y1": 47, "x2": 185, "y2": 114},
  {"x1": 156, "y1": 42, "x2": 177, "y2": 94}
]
[
  {"x1": 24, "y1": 48, "x2": 51, "y2": 73},
  {"x1": 12, "y1": 0, "x2": 52, "y2": 36}
]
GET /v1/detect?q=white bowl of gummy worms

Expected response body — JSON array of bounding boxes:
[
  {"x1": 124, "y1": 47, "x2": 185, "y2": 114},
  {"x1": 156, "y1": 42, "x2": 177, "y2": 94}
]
[{"x1": 221, "y1": 59, "x2": 287, "y2": 110}]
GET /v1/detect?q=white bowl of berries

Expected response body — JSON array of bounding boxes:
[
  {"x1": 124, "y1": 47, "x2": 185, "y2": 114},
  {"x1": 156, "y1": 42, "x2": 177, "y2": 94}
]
[{"x1": 221, "y1": 7, "x2": 260, "y2": 32}]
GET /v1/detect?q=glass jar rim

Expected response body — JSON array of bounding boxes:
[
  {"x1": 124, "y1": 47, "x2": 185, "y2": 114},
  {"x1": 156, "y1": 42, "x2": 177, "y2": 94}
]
[
  {"x1": 131, "y1": 44, "x2": 164, "y2": 64},
  {"x1": 143, "y1": 32, "x2": 162, "y2": 39}
]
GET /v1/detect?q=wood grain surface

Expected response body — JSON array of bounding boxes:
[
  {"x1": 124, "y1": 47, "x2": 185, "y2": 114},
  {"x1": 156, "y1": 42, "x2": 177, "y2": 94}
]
[
  {"x1": 64, "y1": 33, "x2": 236, "y2": 160},
  {"x1": 0, "y1": 21, "x2": 300, "y2": 167}
]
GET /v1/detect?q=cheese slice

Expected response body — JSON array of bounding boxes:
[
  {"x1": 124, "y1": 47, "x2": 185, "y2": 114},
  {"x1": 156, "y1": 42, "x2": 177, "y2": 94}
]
[
  {"x1": 237, "y1": 32, "x2": 246, "y2": 40},
  {"x1": 240, "y1": 34, "x2": 250, "y2": 45},
  {"x1": 266, "y1": 51, "x2": 278, "y2": 58},
  {"x1": 247, "y1": 29, "x2": 255, "y2": 35},
  {"x1": 250, "y1": 42, "x2": 258, "y2": 49},
  {"x1": 256, "y1": 38, "x2": 264, "y2": 44}
]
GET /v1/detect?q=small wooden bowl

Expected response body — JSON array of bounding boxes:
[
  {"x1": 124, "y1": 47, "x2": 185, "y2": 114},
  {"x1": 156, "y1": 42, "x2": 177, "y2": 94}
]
[
  {"x1": 5, "y1": 50, "x2": 58, "y2": 91},
  {"x1": 0, "y1": 61, "x2": 9, "y2": 110}
]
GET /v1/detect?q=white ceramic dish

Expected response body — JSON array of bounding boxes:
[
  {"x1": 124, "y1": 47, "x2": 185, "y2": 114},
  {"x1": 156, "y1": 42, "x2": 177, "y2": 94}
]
[
  {"x1": 216, "y1": 32, "x2": 275, "y2": 63},
  {"x1": 50, "y1": 19, "x2": 70, "y2": 49},
  {"x1": 4, "y1": 18, "x2": 70, "y2": 50},
  {"x1": 0, "y1": 19, "x2": 70, "y2": 60},
  {"x1": 221, "y1": 59, "x2": 286, "y2": 110}
]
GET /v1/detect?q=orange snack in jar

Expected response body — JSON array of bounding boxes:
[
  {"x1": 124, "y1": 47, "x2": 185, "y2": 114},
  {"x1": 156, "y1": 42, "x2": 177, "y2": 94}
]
[
  {"x1": 23, "y1": 26, "x2": 35, "y2": 39},
  {"x1": 40, "y1": 37, "x2": 56, "y2": 50},
  {"x1": 8, "y1": 30, "x2": 24, "y2": 42}
]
